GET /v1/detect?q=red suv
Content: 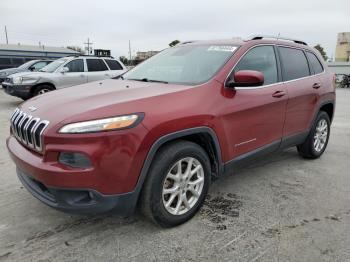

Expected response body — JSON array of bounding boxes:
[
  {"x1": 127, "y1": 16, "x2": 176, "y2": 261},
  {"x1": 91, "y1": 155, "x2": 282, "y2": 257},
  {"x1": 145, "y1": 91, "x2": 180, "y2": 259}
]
[{"x1": 7, "y1": 36, "x2": 335, "y2": 227}]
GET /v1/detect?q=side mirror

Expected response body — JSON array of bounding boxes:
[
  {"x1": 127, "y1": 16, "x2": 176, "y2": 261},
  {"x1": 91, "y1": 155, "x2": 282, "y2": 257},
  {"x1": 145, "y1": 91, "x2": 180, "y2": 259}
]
[
  {"x1": 29, "y1": 66, "x2": 35, "y2": 71},
  {"x1": 226, "y1": 70, "x2": 264, "y2": 88},
  {"x1": 59, "y1": 67, "x2": 69, "y2": 73}
]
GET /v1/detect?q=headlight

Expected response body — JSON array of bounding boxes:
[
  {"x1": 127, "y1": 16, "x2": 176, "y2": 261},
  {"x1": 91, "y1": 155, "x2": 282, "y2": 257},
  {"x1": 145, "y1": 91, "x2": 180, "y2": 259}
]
[
  {"x1": 12, "y1": 76, "x2": 39, "y2": 85},
  {"x1": 59, "y1": 114, "x2": 142, "y2": 134},
  {"x1": 13, "y1": 76, "x2": 23, "y2": 84}
]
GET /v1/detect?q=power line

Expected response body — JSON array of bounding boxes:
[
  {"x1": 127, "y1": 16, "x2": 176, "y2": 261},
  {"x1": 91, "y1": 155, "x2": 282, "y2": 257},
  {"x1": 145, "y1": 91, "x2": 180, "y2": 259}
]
[{"x1": 84, "y1": 38, "x2": 93, "y2": 55}]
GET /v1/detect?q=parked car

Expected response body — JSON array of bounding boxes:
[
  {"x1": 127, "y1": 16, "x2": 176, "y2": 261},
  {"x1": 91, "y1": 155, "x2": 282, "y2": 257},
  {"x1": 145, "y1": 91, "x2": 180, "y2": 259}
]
[
  {"x1": 0, "y1": 59, "x2": 53, "y2": 84},
  {"x1": 2, "y1": 56, "x2": 126, "y2": 100},
  {"x1": 7, "y1": 36, "x2": 335, "y2": 227}
]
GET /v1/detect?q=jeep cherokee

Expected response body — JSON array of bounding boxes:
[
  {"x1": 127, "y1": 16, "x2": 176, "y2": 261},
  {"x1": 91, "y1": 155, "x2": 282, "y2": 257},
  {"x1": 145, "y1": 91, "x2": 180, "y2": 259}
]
[{"x1": 7, "y1": 36, "x2": 336, "y2": 227}]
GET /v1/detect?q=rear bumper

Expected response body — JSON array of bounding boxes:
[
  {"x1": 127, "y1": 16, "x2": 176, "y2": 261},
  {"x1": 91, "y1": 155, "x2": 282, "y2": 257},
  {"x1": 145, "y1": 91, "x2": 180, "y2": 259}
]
[
  {"x1": 17, "y1": 168, "x2": 136, "y2": 215},
  {"x1": 2, "y1": 82, "x2": 32, "y2": 99}
]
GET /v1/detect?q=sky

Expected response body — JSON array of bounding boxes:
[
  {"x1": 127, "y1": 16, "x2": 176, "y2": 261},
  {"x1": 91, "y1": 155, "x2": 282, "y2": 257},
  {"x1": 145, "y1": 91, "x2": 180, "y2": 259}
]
[{"x1": 0, "y1": 0, "x2": 349, "y2": 59}]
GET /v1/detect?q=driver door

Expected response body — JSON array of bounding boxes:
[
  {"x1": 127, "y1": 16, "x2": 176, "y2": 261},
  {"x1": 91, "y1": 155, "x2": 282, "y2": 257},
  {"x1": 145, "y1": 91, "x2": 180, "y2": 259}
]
[
  {"x1": 56, "y1": 59, "x2": 88, "y2": 89},
  {"x1": 223, "y1": 45, "x2": 288, "y2": 159}
]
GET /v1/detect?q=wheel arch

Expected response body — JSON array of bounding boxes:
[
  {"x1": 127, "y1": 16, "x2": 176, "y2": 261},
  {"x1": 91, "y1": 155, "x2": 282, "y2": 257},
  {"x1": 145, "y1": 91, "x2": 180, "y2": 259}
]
[
  {"x1": 30, "y1": 82, "x2": 56, "y2": 96},
  {"x1": 309, "y1": 100, "x2": 335, "y2": 131},
  {"x1": 319, "y1": 102, "x2": 334, "y2": 123},
  {"x1": 133, "y1": 127, "x2": 224, "y2": 205}
]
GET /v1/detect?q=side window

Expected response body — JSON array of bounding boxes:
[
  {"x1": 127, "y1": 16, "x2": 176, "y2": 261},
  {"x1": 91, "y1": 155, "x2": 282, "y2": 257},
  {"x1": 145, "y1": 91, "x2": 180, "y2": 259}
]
[
  {"x1": 104, "y1": 59, "x2": 123, "y2": 70},
  {"x1": 32, "y1": 61, "x2": 49, "y2": 70},
  {"x1": 86, "y1": 59, "x2": 108, "y2": 72},
  {"x1": 278, "y1": 47, "x2": 310, "y2": 81},
  {"x1": 306, "y1": 52, "x2": 324, "y2": 75},
  {"x1": 65, "y1": 59, "x2": 84, "y2": 72},
  {"x1": 234, "y1": 46, "x2": 278, "y2": 85}
]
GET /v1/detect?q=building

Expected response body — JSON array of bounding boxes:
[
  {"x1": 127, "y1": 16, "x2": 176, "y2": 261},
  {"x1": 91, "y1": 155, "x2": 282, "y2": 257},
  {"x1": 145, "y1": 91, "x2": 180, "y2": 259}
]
[
  {"x1": 135, "y1": 50, "x2": 159, "y2": 61},
  {"x1": 335, "y1": 32, "x2": 350, "y2": 62},
  {"x1": 0, "y1": 44, "x2": 80, "y2": 69}
]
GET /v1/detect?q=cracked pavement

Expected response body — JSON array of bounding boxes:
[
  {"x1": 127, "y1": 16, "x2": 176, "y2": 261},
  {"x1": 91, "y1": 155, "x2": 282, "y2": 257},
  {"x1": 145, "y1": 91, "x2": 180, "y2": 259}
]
[{"x1": 0, "y1": 88, "x2": 349, "y2": 262}]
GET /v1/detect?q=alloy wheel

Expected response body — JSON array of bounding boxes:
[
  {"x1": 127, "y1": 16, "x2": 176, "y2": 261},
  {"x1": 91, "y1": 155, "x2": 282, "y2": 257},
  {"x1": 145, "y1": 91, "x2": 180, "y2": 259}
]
[
  {"x1": 162, "y1": 157, "x2": 204, "y2": 215},
  {"x1": 313, "y1": 119, "x2": 328, "y2": 152}
]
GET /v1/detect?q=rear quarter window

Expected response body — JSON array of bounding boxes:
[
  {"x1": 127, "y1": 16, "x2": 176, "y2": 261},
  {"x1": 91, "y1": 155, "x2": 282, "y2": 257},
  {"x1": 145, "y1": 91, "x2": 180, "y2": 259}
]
[
  {"x1": 278, "y1": 47, "x2": 310, "y2": 81},
  {"x1": 104, "y1": 60, "x2": 123, "y2": 70},
  {"x1": 306, "y1": 51, "x2": 324, "y2": 75}
]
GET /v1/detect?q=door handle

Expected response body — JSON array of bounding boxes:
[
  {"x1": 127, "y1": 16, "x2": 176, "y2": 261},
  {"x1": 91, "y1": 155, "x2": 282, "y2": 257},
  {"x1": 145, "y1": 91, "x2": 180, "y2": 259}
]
[
  {"x1": 80, "y1": 74, "x2": 85, "y2": 77},
  {"x1": 105, "y1": 74, "x2": 110, "y2": 77},
  {"x1": 313, "y1": 83, "x2": 321, "y2": 89},
  {"x1": 272, "y1": 90, "x2": 286, "y2": 98}
]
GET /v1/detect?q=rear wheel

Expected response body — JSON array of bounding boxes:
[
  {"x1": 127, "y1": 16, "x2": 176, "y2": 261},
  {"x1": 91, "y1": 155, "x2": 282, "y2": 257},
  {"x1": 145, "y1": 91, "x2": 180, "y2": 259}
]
[
  {"x1": 140, "y1": 140, "x2": 211, "y2": 227},
  {"x1": 32, "y1": 85, "x2": 54, "y2": 97},
  {"x1": 297, "y1": 111, "x2": 330, "y2": 159}
]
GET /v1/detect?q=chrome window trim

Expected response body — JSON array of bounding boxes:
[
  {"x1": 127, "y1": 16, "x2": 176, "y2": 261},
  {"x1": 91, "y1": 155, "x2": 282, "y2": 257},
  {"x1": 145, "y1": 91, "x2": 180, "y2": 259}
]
[{"x1": 225, "y1": 44, "x2": 326, "y2": 90}]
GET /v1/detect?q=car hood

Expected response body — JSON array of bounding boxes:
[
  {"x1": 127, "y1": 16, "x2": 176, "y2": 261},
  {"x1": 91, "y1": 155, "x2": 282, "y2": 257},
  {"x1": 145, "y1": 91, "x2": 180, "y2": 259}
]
[
  {"x1": 19, "y1": 79, "x2": 196, "y2": 128},
  {"x1": 8, "y1": 71, "x2": 51, "y2": 79},
  {"x1": 0, "y1": 68, "x2": 22, "y2": 76}
]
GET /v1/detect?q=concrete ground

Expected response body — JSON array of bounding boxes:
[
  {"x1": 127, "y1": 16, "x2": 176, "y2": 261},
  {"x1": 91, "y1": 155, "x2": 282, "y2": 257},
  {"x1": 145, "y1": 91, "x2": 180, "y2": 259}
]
[{"x1": 0, "y1": 88, "x2": 349, "y2": 262}]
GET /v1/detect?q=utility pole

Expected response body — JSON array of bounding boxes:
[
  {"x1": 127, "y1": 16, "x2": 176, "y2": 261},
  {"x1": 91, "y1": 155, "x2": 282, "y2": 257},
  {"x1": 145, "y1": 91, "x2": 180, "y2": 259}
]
[
  {"x1": 129, "y1": 40, "x2": 132, "y2": 62},
  {"x1": 5, "y1": 26, "x2": 8, "y2": 44},
  {"x1": 84, "y1": 38, "x2": 93, "y2": 55}
]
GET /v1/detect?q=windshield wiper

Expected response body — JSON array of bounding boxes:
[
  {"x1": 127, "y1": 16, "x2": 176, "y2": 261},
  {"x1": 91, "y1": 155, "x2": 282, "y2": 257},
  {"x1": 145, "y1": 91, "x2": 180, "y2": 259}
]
[
  {"x1": 114, "y1": 75, "x2": 124, "y2": 80},
  {"x1": 128, "y1": 78, "x2": 168, "y2": 84}
]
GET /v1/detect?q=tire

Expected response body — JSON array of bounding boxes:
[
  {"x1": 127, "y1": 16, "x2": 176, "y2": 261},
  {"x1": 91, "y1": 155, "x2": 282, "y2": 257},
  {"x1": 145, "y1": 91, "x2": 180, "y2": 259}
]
[
  {"x1": 32, "y1": 85, "x2": 54, "y2": 97},
  {"x1": 140, "y1": 140, "x2": 211, "y2": 227},
  {"x1": 297, "y1": 111, "x2": 330, "y2": 159}
]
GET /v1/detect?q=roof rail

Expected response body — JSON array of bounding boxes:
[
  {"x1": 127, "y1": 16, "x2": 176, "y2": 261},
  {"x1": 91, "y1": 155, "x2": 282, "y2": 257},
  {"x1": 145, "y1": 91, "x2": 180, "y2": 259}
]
[
  {"x1": 248, "y1": 35, "x2": 308, "y2": 46},
  {"x1": 179, "y1": 40, "x2": 197, "y2": 45},
  {"x1": 67, "y1": 54, "x2": 115, "y2": 59}
]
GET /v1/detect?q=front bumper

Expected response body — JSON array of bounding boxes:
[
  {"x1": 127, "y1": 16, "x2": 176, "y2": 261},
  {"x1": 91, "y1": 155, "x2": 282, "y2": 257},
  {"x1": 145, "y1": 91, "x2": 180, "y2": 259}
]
[
  {"x1": 2, "y1": 82, "x2": 32, "y2": 99},
  {"x1": 7, "y1": 120, "x2": 149, "y2": 214},
  {"x1": 17, "y1": 168, "x2": 136, "y2": 215}
]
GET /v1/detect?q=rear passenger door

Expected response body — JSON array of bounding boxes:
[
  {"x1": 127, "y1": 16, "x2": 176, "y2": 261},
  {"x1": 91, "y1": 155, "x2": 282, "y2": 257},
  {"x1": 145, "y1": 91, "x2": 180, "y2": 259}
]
[
  {"x1": 278, "y1": 46, "x2": 318, "y2": 137},
  {"x1": 104, "y1": 59, "x2": 126, "y2": 77},
  {"x1": 86, "y1": 59, "x2": 111, "y2": 82}
]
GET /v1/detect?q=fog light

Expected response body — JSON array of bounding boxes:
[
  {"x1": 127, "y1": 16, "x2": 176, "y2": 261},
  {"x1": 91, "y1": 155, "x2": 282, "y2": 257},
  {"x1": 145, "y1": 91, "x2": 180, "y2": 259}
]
[{"x1": 58, "y1": 152, "x2": 92, "y2": 168}]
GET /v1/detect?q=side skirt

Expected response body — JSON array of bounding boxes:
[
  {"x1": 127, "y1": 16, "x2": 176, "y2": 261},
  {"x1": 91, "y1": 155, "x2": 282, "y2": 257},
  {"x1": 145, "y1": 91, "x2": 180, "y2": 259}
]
[
  {"x1": 223, "y1": 140, "x2": 280, "y2": 176},
  {"x1": 222, "y1": 131, "x2": 309, "y2": 176}
]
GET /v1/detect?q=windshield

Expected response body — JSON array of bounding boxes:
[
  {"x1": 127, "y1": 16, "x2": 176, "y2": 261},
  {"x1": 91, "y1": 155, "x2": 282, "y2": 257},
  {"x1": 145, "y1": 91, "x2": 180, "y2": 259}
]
[
  {"x1": 18, "y1": 60, "x2": 36, "y2": 69},
  {"x1": 40, "y1": 59, "x2": 67, "y2": 73},
  {"x1": 123, "y1": 44, "x2": 238, "y2": 85}
]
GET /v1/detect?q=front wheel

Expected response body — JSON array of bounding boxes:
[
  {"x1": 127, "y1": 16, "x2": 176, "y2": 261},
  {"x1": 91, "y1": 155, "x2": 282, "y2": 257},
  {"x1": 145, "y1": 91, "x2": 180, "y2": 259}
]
[
  {"x1": 32, "y1": 84, "x2": 55, "y2": 97},
  {"x1": 297, "y1": 111, "x2": 330, "y2": 159},
  {"x1": 140, "y1": 140, "x2": 211, "y2": 227}
]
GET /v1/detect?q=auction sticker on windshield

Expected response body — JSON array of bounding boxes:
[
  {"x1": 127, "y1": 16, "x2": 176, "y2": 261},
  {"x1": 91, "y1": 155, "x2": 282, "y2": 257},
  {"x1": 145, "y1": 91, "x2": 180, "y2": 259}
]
[{"x1": 207, "y1": 46, "x2": 237, "y2": 52}]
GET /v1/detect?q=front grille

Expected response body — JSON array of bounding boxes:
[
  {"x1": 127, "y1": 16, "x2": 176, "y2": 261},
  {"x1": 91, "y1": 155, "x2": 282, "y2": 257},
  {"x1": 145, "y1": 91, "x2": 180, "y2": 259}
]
[{"x1": 10, "y1": 108, "x2": 49, "y2": 152}]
